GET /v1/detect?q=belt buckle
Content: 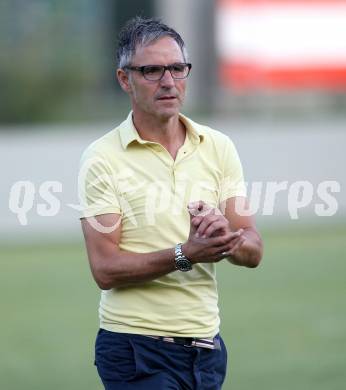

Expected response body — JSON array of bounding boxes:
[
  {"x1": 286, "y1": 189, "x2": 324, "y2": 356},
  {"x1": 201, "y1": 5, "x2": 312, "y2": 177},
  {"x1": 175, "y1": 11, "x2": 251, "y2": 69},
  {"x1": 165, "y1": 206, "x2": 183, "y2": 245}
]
[
  {"x1": 173, "y1": 337, "x2": 194, "y2": 347},
  {"x1": 184, "y1": 337, "x2": 194, "y2": 347}
]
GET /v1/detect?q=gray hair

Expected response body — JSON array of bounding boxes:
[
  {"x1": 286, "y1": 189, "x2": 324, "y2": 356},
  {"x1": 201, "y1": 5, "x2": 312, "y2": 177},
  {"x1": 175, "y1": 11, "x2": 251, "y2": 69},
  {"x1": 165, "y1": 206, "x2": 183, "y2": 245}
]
[{"x1": 116, "y1": 16, "x2": 188, "y2": 69}]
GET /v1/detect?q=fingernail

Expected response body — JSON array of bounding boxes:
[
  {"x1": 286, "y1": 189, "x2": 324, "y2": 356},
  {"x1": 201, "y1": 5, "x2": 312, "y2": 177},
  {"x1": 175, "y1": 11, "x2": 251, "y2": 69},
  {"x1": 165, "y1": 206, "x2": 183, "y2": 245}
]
[
  {"x1": 195, "y1": 233, "x2": 199, "y2": 238},
  {"x1": 202, "y1": 235, "x2": 206, "y2": 239}
]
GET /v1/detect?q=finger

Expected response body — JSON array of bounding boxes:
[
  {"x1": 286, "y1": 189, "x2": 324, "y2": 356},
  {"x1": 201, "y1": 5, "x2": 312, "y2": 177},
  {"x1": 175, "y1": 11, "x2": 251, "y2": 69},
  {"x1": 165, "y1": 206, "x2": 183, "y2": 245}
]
[
  {"x1": 229, "y1": 237, "x2": 246, "y2": 255},
  {"x1": 188, "y1": 201, "x2": 213, "y2": 217},
  {"x1": 195, "y1": 241, "x2": 233, "y2": 263},
  {"x1": 188, "y1": 205, "x2": 206, "y2": 234},
  {"x1": 209, "y1": 255, "x2": 226, "y2": 263},
  {"x1": 188, "y1": 200, "x2": 206, "y2": 211},
  {"x1": 187, "y1": 201, "x2": 206, "y2": 216},
  {"x1": 219, "y1": 251, "x2": 230, "y2": 259},
  {"x1": 195, "y1": 215, "x2": 219, "y2": 237},
  {"x1": 207, "y1": 232, "x2": 232, "y2": 247},
  {"x1": 210, "y1": 238, "x2": 244, "y2": 259},
  {"x1": 227, "y1": 229, "x2": 244, "y2": 241},
  {"x1": 209, "y1": 246, "x2": 232, "y2": 262},
  {"x1": 203, "y1": 220, "x2": 228, "y2": 238},
  {"x1": 210, "y1": 227, "x2": 224, "y2": 238},
  {"x1": 187, "y1": 207, "x2": 198, "y2": 235},
  {"x1": 211, "y1": 230, "x2": 242, "y2": 247},
  {"x1": 191, "y1": 216, "x2": 203, "y2": 228},
  {"x1": 214, "y1": 244, "x2": 233, "y2": 256},
  {"x1": 199, "y1": 205, "x2": 214, "y2": 217},
  {"x1": 226, "y1": 236, "x2": 243, "y2": 252}
]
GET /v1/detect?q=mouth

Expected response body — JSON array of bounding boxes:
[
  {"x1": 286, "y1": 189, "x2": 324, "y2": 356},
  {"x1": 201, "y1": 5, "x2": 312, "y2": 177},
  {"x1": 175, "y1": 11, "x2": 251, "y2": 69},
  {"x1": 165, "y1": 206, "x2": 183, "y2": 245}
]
[{"x1": 157, "y1": 96, "x2": 177, "y2": 101}]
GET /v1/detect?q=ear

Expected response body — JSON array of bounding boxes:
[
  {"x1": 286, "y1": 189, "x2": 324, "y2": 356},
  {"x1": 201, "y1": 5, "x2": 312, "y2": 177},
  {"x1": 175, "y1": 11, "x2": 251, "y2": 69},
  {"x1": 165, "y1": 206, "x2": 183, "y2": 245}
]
[{"x1": 117, "y1": 68, "x2": 132, "y2": 93}]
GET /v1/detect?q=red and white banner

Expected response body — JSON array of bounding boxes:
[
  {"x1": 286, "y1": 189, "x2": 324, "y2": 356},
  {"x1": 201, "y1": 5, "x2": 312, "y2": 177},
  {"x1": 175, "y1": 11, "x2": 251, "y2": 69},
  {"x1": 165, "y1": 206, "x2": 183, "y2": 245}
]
[{"x1": 216, "y1": 0, "x2": 346, "y2": 92}]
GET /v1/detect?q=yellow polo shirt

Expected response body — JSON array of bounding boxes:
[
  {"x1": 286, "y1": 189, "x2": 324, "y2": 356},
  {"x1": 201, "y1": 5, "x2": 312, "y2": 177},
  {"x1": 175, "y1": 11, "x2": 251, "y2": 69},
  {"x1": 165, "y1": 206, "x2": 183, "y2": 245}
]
[{"x1": 79, "y1": 112, "x2": 246, "y2": 337}]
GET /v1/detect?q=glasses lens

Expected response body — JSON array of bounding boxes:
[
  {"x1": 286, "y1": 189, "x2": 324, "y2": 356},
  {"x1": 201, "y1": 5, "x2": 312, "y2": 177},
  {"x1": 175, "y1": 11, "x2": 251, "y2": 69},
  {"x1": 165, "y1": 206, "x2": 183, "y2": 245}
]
[
  {"x1": 171, "y1": 63, "x2": 189, "y2": 79},
  {"x1": 143, "y1": 65, "x2": 164, "y2": 80}
]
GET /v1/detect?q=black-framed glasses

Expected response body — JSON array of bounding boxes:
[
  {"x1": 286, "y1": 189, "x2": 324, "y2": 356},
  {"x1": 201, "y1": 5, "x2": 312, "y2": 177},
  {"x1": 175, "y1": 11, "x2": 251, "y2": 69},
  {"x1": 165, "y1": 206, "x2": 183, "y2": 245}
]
[{"x1": 124, "y1": 62, "x2": 192, "y2": 81}]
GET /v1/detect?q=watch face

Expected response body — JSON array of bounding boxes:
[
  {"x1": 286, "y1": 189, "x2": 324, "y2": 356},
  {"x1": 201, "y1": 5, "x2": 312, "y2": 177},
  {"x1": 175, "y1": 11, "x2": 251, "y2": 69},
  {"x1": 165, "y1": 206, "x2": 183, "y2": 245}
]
[{"x1": 177, "y1": 258, "x2": 192, "y2": 272}]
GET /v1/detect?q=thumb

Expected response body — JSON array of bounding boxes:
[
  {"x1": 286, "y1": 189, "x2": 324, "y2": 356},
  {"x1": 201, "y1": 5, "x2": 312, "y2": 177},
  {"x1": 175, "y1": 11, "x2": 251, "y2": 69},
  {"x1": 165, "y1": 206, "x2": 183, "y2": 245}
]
[
  {"x1": 187, "y1": 202, "x2": 203, "y2": 234},
  {"x1": 187, "y1": 200, "x2": 209, "y2": 217},
  {"x1": 187, "y1": 202, "x2": 209, "y2": 235},
  {"x1": 187, "y1": 204, "x2": 197, "y2": 233}
]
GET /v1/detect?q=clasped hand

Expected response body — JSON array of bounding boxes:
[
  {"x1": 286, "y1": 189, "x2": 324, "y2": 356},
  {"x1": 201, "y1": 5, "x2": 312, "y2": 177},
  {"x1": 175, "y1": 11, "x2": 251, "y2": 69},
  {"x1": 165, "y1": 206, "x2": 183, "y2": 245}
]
[{"x1": 182, "y1": 201, "x2": 246, "y2": 263}]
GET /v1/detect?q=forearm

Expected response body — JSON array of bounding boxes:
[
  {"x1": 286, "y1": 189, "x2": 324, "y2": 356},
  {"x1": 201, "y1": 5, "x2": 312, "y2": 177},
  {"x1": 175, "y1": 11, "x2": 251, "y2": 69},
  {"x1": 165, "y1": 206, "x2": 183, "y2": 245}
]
[
  {"x1": 227, "y1": 228, "x2": 263, "y2": 268},
  {"x1": 91, "y1": 247, "x2": 176, "y2": 289}
]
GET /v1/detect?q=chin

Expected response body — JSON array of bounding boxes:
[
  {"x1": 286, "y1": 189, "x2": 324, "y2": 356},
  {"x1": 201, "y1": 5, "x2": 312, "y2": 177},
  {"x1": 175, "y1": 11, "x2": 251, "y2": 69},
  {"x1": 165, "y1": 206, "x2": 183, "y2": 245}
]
[
  {"x1": 157, "y1": 105, "x2": 180, "y2": 119},
  {"x1": 158, "y1": 111, "x2": 178, "y2": 121}
]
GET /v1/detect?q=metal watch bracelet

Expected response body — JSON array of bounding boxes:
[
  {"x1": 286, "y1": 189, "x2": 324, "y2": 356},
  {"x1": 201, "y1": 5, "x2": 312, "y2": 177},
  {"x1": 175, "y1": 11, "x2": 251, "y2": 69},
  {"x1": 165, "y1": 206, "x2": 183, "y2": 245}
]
[{"x1": 174, "y1": 243, "x2": 192, "y2": 272}]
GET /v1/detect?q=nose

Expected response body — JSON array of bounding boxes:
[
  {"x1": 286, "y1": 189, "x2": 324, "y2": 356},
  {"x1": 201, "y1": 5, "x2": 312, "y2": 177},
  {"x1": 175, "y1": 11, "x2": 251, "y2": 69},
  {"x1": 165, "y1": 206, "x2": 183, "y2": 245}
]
[{"x1": 159, "y1": 69, "x2": 175, "y2": 87}]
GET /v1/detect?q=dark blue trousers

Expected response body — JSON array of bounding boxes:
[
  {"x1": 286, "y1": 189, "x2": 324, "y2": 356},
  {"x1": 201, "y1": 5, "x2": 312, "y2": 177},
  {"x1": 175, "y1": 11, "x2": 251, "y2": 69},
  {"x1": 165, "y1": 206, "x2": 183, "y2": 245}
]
[{"x1": 95, "y1": 329, "x2": 228, "y2": 389}]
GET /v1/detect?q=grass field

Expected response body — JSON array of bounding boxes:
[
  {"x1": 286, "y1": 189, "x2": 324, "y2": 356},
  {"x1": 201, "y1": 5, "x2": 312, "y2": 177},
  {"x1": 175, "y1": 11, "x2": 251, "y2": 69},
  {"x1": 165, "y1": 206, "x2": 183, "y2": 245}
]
[{"x1": 1, "y1": 225, "x2": 345, "y2": 390}]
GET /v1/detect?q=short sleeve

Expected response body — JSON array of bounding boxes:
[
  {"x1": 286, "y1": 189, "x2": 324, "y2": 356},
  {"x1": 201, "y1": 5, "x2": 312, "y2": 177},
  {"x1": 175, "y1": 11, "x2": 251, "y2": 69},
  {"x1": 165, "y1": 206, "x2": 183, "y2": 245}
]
[
  {"x1": 78, "y1": 150, "x2": 121, "y2": 218},
  {"x1": 219, "y1": 138, "x2": 247, "y2": 203}
]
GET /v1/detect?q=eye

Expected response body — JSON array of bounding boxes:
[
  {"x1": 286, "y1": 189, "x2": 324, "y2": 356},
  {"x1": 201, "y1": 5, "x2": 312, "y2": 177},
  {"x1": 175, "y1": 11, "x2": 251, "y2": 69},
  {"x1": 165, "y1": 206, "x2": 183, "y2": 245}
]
[
  {"x1": 172, "y1": 64, "x2": 186, "y2": 73},
  {"x1": 143, "y1": 66, "x2": 163, "y2": 75}
]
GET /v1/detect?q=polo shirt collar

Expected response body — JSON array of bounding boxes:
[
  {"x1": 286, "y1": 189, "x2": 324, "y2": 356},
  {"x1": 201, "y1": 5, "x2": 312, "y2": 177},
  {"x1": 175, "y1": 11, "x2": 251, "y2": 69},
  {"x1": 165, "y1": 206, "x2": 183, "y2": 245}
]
[
  {"x1": 179, "y1": 113, "x2": 204, "y2": 146},
  {"x1": 119, "y1": 111, "x2": 204, "y2": 150}
]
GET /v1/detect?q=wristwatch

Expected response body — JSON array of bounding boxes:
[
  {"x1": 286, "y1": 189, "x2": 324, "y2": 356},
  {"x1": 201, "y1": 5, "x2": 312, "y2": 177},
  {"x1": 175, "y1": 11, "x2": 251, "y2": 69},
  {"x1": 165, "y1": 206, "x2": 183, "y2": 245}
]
[{"x1": 174, "y1": 243, "x2": 192, "y2": 272}]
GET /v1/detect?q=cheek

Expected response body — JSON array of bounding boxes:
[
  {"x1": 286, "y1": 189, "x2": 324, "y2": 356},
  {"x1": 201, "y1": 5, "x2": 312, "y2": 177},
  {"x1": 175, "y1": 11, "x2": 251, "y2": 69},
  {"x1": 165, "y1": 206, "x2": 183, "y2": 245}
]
[
  {"x1": 133, "y1": 85, "x2": 154, "y2": 104},
  {"x1": 177, "y1": 81, "x2": 187, "y2": 94},
  {"x1": 177, "y1": 86, "x2": 186, "y2": 101}
]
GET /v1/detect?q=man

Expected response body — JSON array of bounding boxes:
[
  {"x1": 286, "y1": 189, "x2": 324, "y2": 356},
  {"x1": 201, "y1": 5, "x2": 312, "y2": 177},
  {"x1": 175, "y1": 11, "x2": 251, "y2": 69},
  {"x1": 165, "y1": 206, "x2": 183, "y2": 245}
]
[{"x1": 79, "y1": 16, "x2": 263, "y2": 390}]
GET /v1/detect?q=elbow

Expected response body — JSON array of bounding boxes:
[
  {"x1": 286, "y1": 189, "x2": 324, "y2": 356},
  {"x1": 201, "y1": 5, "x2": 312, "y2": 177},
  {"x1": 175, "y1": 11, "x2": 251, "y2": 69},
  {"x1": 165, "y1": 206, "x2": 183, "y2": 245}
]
[
  {"x1": 92, "y1": 268, "x2": 116, "y2": 290},
  {"x1": 96, "y1": 278, "x2": 127, "y2": 290},
  {"x1": 93, "y1": 274, "x2": 112, "y2": 290},
  {"x1": 96, "y1": 279, "x2": 113, "y2": 290},
  {"x1": 247, "y1": 250, "x2": 263, "y2": 268},
  {"x1": 89, "y1": 253, "x2": 123, "y2": 290},
  {"x1": 93, "y1": 268, "x2": 127, "y2": 290},
  {"x1": 248, "y1": 238, "x2": 263, "y2": 268},
  {"x1": 247, "y1": 258, "x2": 261, "y2": 268}
]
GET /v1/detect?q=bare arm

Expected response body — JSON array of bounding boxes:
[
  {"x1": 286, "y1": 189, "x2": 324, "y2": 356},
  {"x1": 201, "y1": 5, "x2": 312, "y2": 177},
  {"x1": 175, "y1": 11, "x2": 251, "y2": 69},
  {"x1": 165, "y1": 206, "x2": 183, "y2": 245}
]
[
  {"x1": 224, "y1": 197, "x2": 263, "y2": 267},
  {"x1": 81, "y1": 213, "x2": 235, "y2": 289},
  {"x1": 81, "y1": 214, "x2": 176, "y2": 289}
]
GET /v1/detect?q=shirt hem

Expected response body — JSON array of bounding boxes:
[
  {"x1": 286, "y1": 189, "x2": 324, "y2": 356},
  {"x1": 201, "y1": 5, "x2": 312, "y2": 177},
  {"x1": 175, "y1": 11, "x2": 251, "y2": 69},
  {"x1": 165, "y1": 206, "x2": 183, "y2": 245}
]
[{"x1": 100, "y1": 322, "x2": 220, "y2": 339}]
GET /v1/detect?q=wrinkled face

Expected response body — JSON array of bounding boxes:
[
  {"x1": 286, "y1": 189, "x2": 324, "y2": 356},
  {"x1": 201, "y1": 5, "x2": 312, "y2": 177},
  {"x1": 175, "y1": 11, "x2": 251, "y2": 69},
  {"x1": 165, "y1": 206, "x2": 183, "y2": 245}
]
[{"x1": 119, "y1": 36, "x2": 188, "y2": 121}]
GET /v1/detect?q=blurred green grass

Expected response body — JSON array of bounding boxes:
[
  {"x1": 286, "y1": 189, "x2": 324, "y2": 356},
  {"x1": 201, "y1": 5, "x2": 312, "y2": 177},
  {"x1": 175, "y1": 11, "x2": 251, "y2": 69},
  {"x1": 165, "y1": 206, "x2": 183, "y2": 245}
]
[{"x1": 1, "y1": 226, "x2": 345, "y2": 390}]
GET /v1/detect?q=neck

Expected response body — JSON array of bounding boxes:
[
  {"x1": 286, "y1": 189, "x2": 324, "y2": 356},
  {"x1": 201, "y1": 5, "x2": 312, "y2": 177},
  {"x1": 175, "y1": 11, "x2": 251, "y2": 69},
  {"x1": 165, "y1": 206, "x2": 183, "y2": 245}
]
[{"x1": 132, "y1": 109, "x2": 186, "y2": 152}]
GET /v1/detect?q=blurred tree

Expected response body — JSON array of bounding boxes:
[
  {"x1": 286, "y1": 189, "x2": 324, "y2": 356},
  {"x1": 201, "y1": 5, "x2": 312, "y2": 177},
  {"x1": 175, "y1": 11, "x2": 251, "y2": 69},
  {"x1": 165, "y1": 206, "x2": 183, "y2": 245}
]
[
  {"x1": 0, "y1": 0, "x2": 154, "y2": 124},
  {"x1": 102, "y1": 0, "x2": 155, "y2": 94}
]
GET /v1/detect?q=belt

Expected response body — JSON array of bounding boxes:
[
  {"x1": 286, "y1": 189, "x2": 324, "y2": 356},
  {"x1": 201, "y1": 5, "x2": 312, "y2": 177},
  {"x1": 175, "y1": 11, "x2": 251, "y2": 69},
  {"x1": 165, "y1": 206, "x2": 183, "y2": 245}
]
[{"x1": 145, "y1": 335, "x2": 221, "y2": 350}]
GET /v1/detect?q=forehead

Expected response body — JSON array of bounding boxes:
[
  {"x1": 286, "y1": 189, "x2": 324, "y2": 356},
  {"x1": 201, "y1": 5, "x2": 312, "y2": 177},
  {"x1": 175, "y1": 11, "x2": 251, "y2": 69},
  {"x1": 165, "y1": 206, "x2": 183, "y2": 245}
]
[{"x1": 132, "y1": 36, "x2": 184, "y2": 65}]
